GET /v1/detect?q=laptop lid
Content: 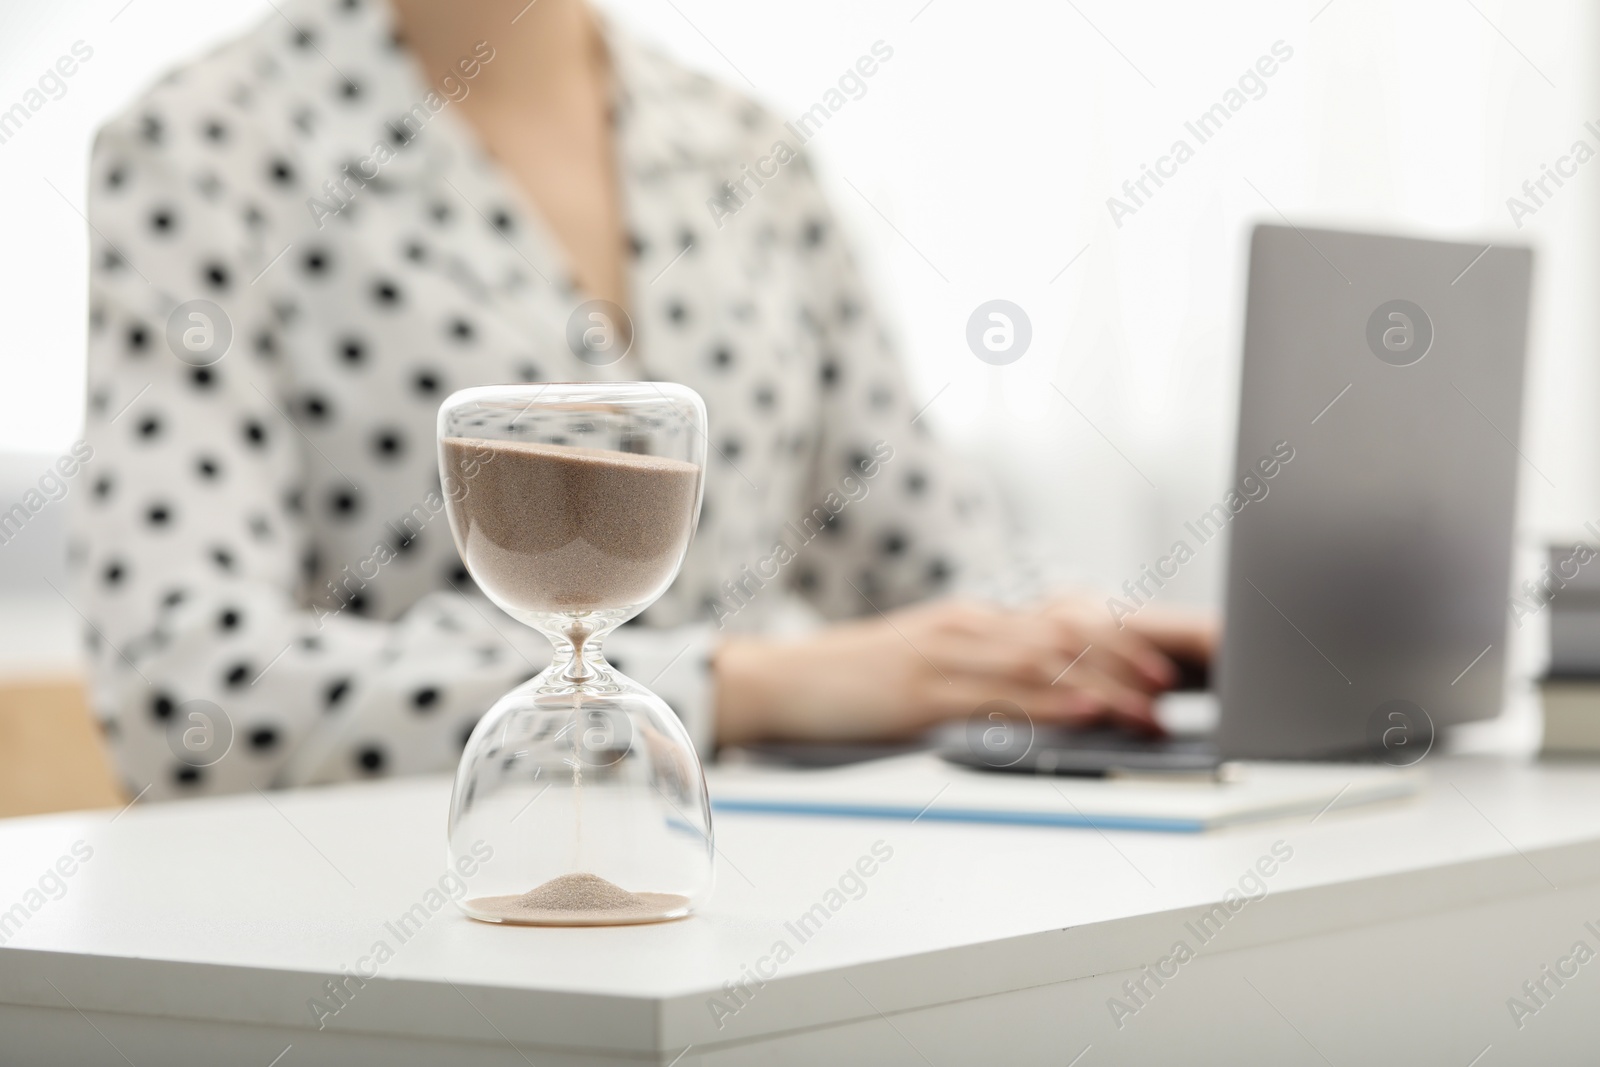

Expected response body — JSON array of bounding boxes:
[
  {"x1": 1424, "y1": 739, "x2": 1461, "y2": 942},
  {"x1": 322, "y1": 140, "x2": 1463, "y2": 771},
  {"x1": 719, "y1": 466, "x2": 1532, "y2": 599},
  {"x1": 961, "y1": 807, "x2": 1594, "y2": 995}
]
[{"x1": 1215, "y1": 224, "x2": 1533, "y2": 760}]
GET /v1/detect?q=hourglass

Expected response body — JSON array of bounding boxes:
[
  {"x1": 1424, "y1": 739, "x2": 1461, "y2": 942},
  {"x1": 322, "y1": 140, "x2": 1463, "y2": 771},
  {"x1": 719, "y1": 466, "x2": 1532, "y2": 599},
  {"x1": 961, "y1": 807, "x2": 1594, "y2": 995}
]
[{"x1": 438, "y1": 382, "x2": 713, "y2": 925}]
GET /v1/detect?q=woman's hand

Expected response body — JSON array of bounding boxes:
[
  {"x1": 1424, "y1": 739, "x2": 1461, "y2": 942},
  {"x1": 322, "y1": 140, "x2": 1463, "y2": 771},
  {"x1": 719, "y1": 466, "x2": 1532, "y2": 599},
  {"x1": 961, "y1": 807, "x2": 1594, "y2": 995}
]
[
  {"x1": 1041, "y1": 597, "x2": 1219, "y2": 686},
  {"x1": 713, "y1": 597, "x2": 1216, "y2": 747}
]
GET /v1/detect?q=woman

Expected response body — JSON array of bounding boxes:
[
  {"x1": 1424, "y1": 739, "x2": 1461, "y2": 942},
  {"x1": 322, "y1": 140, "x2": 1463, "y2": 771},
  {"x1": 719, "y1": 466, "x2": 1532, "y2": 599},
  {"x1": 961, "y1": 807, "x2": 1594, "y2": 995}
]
[{"x1": 75, "y1": 0, "x2": 1211, "y2": 798}]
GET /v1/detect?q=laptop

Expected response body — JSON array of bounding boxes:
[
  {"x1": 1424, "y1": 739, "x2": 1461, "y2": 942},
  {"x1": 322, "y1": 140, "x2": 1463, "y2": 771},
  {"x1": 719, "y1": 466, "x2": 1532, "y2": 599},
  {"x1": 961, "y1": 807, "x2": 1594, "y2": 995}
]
[{"x1": 941, "y1": 224, "x2": 1534, "y2": 776}]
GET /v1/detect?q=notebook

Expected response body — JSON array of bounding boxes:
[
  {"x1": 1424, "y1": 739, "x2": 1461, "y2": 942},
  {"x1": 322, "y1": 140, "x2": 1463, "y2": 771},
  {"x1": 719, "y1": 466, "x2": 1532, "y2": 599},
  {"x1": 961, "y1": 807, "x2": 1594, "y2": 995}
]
[{"x1": 709, "y1": 754, "x2": 1423, "y2": 833}]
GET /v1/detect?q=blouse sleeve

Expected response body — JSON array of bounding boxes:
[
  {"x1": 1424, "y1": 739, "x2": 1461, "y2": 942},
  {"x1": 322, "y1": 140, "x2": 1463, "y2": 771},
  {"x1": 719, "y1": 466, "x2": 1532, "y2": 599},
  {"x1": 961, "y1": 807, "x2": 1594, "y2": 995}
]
[
  {"x1": 778, "y1": 157, "x2": 1026, "y2": 621},
  {"x1": 72, "y1": 108, "x2": 716, "y2": 800}
]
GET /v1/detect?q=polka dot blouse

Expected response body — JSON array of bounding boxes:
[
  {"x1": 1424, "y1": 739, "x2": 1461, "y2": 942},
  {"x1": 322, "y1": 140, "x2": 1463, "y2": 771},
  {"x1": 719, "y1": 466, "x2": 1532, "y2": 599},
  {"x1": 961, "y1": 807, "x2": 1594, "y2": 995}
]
[{"x1": 72, "y1": 0, "x2": 1012, "y2": 800}]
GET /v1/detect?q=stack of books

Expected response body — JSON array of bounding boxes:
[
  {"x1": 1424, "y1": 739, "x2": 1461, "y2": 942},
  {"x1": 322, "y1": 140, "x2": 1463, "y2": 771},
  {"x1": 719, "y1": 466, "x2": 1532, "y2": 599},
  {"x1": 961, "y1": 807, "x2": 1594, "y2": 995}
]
[{"x1": 1539, "y1": 542, "x2": 1600, "y2": 755}]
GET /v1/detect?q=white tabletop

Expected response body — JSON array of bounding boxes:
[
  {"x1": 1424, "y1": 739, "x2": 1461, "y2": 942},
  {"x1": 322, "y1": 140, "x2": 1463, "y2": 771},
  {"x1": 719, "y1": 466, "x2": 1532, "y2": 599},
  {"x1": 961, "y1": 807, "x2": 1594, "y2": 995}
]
[{"x1": 3, "y1": 755, "x2": 1599, "y2": 1059}]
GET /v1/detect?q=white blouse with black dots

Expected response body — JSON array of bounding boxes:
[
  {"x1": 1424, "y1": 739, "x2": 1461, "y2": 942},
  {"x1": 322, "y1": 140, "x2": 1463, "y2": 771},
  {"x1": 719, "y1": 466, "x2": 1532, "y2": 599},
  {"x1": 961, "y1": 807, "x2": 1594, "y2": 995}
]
[{"x1": 72, "y1": 0, "x2": 1015, "y2": 800}]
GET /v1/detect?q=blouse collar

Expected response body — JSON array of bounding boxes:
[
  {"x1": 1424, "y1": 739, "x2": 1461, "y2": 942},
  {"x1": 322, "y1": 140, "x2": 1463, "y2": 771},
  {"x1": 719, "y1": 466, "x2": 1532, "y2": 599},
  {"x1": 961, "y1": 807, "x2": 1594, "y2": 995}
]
[{"x1": 271, "y1": 0, "x2": 752, "y2": 196}]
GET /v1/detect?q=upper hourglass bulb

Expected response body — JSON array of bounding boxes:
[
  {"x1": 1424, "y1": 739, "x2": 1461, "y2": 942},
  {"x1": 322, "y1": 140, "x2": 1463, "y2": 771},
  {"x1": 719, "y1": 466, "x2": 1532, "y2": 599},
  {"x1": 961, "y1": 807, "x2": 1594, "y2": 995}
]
[{"x1": 437, "y1": 382, "x2": 714, "y2": 925}]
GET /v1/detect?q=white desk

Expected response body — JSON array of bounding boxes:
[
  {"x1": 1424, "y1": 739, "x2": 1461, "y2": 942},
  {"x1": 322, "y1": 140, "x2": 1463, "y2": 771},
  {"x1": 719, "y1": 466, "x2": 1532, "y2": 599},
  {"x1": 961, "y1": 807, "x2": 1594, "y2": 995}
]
[{"x1": 3, "y1": 756, "x2": 1600, "y2": 1065}]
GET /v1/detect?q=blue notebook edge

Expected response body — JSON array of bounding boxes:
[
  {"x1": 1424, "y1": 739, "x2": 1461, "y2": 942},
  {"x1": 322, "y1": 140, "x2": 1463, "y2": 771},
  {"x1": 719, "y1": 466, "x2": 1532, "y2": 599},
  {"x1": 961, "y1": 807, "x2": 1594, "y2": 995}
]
[{"x1": 710, "y1": 798, "x2": 1207, "y2": 834}]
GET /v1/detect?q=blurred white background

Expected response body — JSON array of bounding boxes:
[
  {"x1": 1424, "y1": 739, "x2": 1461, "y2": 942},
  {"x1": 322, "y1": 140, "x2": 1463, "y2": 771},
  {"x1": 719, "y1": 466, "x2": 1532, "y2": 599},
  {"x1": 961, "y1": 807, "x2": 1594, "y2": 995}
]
[{"x1": 0, "y1": 0, "x2": 1596, "y2": 611}]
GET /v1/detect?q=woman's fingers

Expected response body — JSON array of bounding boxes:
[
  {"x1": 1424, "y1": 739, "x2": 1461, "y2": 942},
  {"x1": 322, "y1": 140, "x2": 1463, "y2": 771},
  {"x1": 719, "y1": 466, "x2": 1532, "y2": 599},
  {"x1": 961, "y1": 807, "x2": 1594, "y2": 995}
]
[
  {"x1": 917, "y1": 652, "x2": 1164, "y2": 735},
  {"x1": 924, "y1": 604, "x2": 1171, "y2": 693},
  {"x1": 1038, "y1": 612, "x2": 1175, "y2": 691},
  {"x1": 922, "y1": 629, "x2": 1076, "y2": 689},
  {"x1": 923, "y1": 677, "x2": 1088, "y2": 723},
  {"x1": 714, "y1": 596, "x2": 1201, "y2": 747},
  {"x1": 901, "y1": 606, "x2": 1168, "y2": 726},
  {"x1": 1053, "y1": 665, "x2": 1166, "y2": 735},
  {"x1": 1119, "y1": 605, "x2": 1219, "y2": 664}
]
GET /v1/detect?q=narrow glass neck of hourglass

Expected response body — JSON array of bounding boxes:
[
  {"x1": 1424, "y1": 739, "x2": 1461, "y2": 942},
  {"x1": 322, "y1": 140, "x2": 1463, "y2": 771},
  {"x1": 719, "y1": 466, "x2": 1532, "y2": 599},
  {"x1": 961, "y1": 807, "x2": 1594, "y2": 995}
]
[{"x1": 545, "y1": 618, "x2": 619, "y2": 686}]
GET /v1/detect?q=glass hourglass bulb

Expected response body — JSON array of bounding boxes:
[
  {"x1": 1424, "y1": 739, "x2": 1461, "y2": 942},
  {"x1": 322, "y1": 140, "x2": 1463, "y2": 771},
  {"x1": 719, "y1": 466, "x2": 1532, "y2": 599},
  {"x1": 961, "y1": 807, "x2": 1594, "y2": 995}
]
[{"x1": 437, "y1": 382, "x2": 714, "y2": 925}]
